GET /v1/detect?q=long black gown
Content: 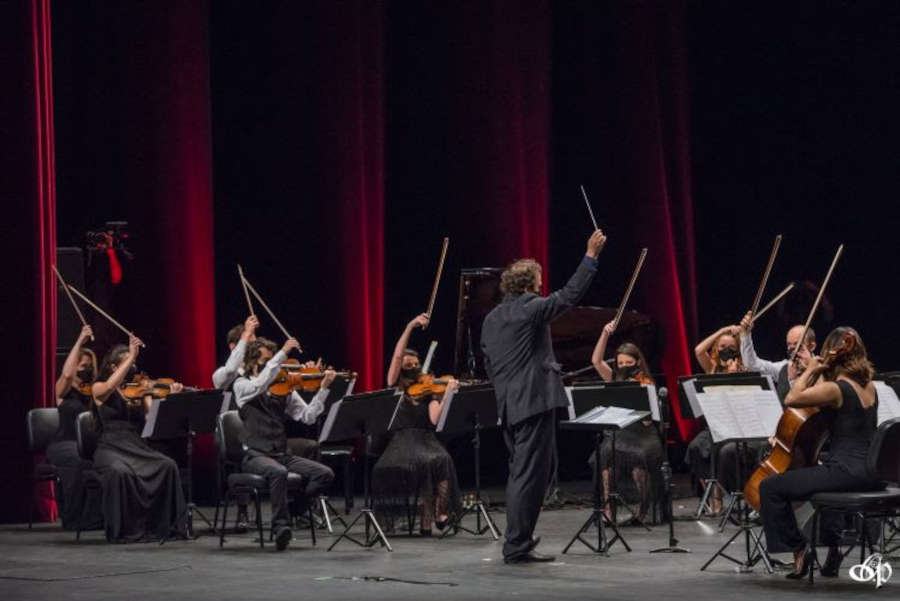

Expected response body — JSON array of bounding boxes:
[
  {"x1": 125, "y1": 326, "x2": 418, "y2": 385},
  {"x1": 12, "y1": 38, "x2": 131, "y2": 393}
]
[
  {"x1": 92, "y1": 391, "x2": 186, "y2": 542},
  {"x1": 372, "y1": 395, "x2": 461, "y2": 531},
  {"x1": 45, "y1": 390, "x2": 103, "y2": 530}
]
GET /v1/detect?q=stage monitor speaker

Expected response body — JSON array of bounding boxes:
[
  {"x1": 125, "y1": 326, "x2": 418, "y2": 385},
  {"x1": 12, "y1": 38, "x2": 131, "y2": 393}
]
[{"x1": 56, "y1": 247, "x2": 85, "y2": 354}]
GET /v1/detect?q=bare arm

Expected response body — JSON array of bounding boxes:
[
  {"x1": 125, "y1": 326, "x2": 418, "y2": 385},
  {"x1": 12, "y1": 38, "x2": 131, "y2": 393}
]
[
  {"x1": 784, "y1": 358, "x2": 842, "y2": 408},
  {"x1": 591, "y1": 321, "x2": 615, "y2": 381},
  {"x1": 55, "y1": 325, "x2": 93, "y2": 402},
  {"x1": 92, "y1": 335, "x2": 142, "y2": 404},
  {"x1": 387, "y1": 314, "x2": 429, "y2": 386},
  {"x1": 694, "y1": 325, "x2": 738, "y2": 374}
]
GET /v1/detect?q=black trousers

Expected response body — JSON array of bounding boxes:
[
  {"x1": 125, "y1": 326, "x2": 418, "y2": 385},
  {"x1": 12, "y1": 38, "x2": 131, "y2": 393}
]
[
  {"x1": 242, "y1": 452, "x2": 334, "y2": 527},
  {"x1": 760, "y1": 463, "x2": 877, "y2": 553},
  {"x1": 502, "y1": 409, "x2": 556, "y2": 559}
]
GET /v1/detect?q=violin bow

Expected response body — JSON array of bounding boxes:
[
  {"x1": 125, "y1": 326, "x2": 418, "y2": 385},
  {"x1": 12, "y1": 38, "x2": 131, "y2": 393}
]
[
  {"x1": 424, "y1": 237, "x2": 449, "y2": 330},
  {"x1": 611, "y1": 248, "x2": 648, "y2": 332},
  {"x1": 749, "y1": 282, "x2": 795, "y2": 325},
  {"x1": 51, "y1": 264, "x2": 93, "y2": 341},
  {"x1": 579, "y1": 185, "x2": 600, "y2": 231},
  {"x1": 66, "y1": 284, "x2": 144, "y2": 347},
  {"x1": 239, "y1": 270, "x2": 303, "y2": 353},
  {"x1": 790, "y1": 244, "x2": 844, "y2": 363},
  {"x1": 236, "y1": 264, "x2": 256, "y2": 318},
  {"x1": 749, "y1": 234, "x2": 782, "y2": 319}
]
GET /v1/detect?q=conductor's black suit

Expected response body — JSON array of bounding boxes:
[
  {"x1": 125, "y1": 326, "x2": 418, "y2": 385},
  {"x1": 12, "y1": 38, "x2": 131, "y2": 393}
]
[{"x1": 481, "y1": 256, "x2": 598, "y2": 559}]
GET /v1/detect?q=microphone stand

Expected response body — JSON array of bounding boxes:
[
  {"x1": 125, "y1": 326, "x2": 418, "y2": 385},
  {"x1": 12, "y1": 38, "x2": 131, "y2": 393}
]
[{"x1": 650, "y1": 388, "x2": 690, "y2": 554}]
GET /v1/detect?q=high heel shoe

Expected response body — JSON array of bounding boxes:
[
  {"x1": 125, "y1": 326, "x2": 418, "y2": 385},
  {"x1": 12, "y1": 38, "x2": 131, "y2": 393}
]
[
  {"x1": 820, "y1": 546, "x2": 842, "y2": 577},
  {"x1": 434, "y1": 517, "x2": 450, "y2": 532},
  {"x1": 785, "y1": 547, "x2": 814, "y2": 580}
]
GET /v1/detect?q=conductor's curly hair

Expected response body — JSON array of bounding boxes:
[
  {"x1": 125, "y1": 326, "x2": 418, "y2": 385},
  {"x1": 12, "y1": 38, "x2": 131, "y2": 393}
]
[{"x1": 500, "y1": 259, "x2": 542, "y2": 297}]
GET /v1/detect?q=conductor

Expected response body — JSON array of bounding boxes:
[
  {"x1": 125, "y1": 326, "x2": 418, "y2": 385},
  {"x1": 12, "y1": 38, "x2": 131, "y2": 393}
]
[{"x1": 481, "y1": 229, "x2": 606, "y2": 563}]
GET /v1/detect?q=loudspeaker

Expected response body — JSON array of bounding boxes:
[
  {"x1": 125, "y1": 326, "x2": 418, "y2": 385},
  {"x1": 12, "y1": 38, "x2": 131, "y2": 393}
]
[{"x1": 56, "y1": 247, "x2": 85, "y2": 353}]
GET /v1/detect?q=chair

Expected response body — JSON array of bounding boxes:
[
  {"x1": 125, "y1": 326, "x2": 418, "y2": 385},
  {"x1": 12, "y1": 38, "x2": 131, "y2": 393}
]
[
  {"x1": 215, "y1": 411, "x2": 316, "y2": 548},
  {"x1": 74, "y1": 411, "x2": 104, "y2": 541},
  {"x1": 26, "y1": 408, "x2": 61, "y2": 529},
  {"x1": 806, "y1": 417, "x2": 900, "y2": 583}
]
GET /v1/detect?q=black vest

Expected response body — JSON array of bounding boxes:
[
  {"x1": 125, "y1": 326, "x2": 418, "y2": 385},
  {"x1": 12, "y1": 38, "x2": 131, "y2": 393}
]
[
  {"x1": 239, "y1": 393, "x2": 288, "y2": 455},
  {"x1": 775, "y1": 364, "x2": 791, "y2": 403}
]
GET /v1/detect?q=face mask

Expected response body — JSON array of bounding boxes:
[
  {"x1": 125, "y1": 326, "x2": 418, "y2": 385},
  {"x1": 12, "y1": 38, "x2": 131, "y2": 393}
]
[
  {"x1": 76, "y1": 368, "x2": 94, "y2": 382},
  {"x1": 718, "y1": 347, "x2": 740, "y2": 363},
  {"x1": 401, "y1": 366, "x2": 421, "y2": 380},
  {"x1": 616, "y1": 364, "x2": 640, "y2": 380}
]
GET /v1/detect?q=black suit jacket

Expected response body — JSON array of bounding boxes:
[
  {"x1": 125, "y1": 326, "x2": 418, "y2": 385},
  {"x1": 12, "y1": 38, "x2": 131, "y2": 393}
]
[{"x1": 481, "y1": 256, "x2": 598, "y2": 427}]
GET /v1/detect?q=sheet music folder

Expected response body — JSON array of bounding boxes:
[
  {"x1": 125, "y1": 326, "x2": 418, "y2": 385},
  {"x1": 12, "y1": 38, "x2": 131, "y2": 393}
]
[
  {"x1": 318, "y1": 388, "x2": 400, "y2": 444},
  {"x1": 142, "y1": 389, "x2": 228, "y2": 439}
]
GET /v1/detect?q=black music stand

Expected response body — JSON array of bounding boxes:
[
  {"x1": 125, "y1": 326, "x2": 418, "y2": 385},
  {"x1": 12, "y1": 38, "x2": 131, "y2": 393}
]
[
  {"x1": 435, "y1": 383, "x2": 501, "y2": 540},
  {"x1": 566, "y1": 381, "x2": 659, "y2": 530},
  {"x1": 321, "y1": 388, "x2": 399, "y2": 552},
  {"x1": 560, "y1": 407, "x2": 649, "y2": 555},
  {"x1": 649, "y1": 387, "x2": 691, "y2": 554},
  {"x1": 678, "y1": 372, "x2": 769, "y2": 519},
  {"x1": 143, "y1": 389, "x2": 229, "y2": 540},
  {"x1": 309, "y1": 376, "x2": 355, "y2": 532}
]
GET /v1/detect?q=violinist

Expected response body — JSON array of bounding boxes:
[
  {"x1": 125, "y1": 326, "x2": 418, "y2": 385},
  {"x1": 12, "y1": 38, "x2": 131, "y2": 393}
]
[
  {"x1": 760, "y1": 327, "x2": 881, "y2": 579},
  {"x1": 91, "y1": 336, "x2": 187, "y2": 542},
  {"x1": 588, "y1": 322, "x2": 663, "y2": 525},
  {"x1": 46, "y1": 325, "x2": 103, "y2": 530},
  {"x1": 739, "y1": 312, "x2": 816, "y2": 402},
  {"x1": 373, "y1": 319, "x2": 462, "y2": 536},
  {"x1": 212, "y1": 315, "x2": 258, "y2": 392},
  {"x1": 686, "y1": 324, "x2": 745, "y2": 514},
  {"x1": 232, "y1": 337, "x2": 335, "y2": 551}
]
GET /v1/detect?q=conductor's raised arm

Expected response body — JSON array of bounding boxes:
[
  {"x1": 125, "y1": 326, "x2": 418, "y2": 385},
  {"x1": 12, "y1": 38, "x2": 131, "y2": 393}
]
[{"x1": 528, "y1": 229, "x2": 606, "y2": 324}]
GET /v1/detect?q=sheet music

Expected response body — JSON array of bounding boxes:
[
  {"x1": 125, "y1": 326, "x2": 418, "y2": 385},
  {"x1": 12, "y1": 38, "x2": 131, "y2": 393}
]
[
  {"x1": 875, "y1": 381, "x2": 900, "y2": 425},
  {"x1": 564, "y1": 387, "x2": 576, "y2": 421},
  {"x1": 646, "y1": 385, "x2": 660, "y2": 422},
  {"x1": 696, "y1": 389, "x2": 781, "y2": 443},
  {"x1": 318, "y1": 399, "x2": 343, "y2": 443},
  {"x1": 141, "y1": 397, "x2": 163, "y2": 438},
  {"x1": 435, "y1": 388, "x2": 459, "y2": 432},
  {"x1": 572, "y1": 406, "x2": 648, "y2": 429}
]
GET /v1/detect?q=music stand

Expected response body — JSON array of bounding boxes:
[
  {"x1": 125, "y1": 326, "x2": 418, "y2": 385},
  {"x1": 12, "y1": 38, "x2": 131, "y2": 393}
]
[
  {"x1": 691, "y1": 380, "x2": 781, "y2": 574},
  {"x1": 678, "y1": 372, "x2": 769, "y2": 519},
  {"x1": 435, "y1": 383, "x2": 501, "y2": 539},
  {"x1": 309, "y1": 376, "x2": 356, "y2": 532},
  {"x1": 565, "y1": 381, "x2": 659, "y2": 530},
  {"x1": 320, "y1": 387, "x2": 399, "y2": 552},
  {"x1": 143, "y1": 389, "x2": 229, "y2": 539},
  {"x1": 561, "y1": 406, "x2": 649, "y2": 555}
]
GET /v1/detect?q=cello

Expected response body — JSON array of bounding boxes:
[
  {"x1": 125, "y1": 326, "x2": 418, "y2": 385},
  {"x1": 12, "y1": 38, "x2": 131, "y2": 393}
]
[{"x1": 744, "y1": 245, "x2": 844, "y2": 510}]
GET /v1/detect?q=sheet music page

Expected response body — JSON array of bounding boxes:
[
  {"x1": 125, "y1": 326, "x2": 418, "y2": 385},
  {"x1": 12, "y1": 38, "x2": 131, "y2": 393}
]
[
  {"x1": 728, "y1": 390, "x2": 781, "y2": 438},
  {"x1": 435, "y1": 388, "x2": 458, "y2": 432},
  {"x1": 646, "y1": 385, "x2": 660, "y2": 422},
  {"x1": 564, "y1": 387, "x2": 576, "y2": 421},
  {"x1": 573, "y1": 405, "x2": 608, "y2": 423},
  {"x1": 695, "y1": 392, "x2": 738, "y2": 442},
  {"x1": 875, "y1": 381, "x2": 900, "y2": 425},
  {"x1": 318, "y1": 400, "x2": 342, "y2": 443},
  {"x1": 141, "y1": 397, "x2": 162, "y2": 438}
]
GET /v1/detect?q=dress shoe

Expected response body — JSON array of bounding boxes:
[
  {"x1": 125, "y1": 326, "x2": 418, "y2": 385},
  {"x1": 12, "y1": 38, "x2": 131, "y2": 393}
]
[
  {"x1": 504, "y1": 550, "x2": 556, "y2": 564},
  {"x1": 785, "y1": 547, "x2": 813, "y2": 580},
  {"x1": 274, "y1": 526, "x2": 292, "y2": 551}
]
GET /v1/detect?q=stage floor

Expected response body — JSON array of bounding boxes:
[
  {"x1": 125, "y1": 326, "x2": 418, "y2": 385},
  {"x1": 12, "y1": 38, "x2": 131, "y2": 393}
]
[{"x1": 1, "y1": 490, "x2": 895, "y2": 600}]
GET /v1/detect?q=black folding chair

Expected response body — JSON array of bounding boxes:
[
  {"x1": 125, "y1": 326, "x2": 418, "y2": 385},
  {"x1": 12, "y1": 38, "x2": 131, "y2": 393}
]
[
  {"x1": 215, "y1": 411, "x2": 315, "y2": 548},
  {"x1": 806, "y1": 417, "x2": 900, "y2": 583},
  {"x1": 26, "y1": 408, "x2": 60, "y2": 529}
]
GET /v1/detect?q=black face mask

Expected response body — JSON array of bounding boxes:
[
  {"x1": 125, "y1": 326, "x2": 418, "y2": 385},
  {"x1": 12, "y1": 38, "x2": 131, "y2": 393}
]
[
  {"x1": 718, "y1": 347, "x2": 740, "y2": 363},
  {"x1": 616, "y1": 364, "x2": 641, "y2": 380},
  {"x1": 400, "y1": 366, "x2": 421, "y2": 381},
  {"x1": 76, "y1": 368, "x2": 94, "y2": 383}
]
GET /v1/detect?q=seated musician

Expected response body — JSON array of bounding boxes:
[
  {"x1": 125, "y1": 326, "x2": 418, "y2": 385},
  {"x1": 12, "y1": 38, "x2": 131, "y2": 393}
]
[
  {"x1": 47, "y1": 325, "x2": 103, "y2": 530},
  {"x1": 91, "y1": 336, "x2": 187, "y2": 542},
  {"x1": 760, "y1": 327, "x2": 880, "y2": 579},
  {"x1": 588, "y1": 322, "x2": 663, "y2": 525},
  {"x1": 739, "y1": 312, "x2": 816, "y2": 402},
  {"x1": 686, "y1": 325, "x2": 745, "y2": 514},
  {"x1": 232, "y1": 337, "x2": 335, "y2": 550},
  {"x1": 372, "y1": 313, "x2": 462, "y2": 535},
  {"x1": 212, "y1": 315, "x2": 258, "y2": 393}
]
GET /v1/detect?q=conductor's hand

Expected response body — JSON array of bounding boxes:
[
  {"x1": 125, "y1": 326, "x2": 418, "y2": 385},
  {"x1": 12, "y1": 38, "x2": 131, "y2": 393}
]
[
  {"x1": 739, "y1": 311, "x2": 753, "y2": 334},
  {"x1": 586, "y1": 229, "x2": 607, "y2": 259},
  {"x1": 282, "y1": 337, "x2": 301, "y2": 355}
]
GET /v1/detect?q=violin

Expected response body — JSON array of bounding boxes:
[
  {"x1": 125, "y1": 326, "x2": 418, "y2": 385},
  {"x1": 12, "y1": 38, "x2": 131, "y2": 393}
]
[
  {"x1": 268, "y1": 359, "x2": 355, "y2": 396},
  {"x1": 77, "y1": 383, "x2": 94, "y2": 397},
  {"x1": 121, "y1": 373, "x2": 177, "y2": 401},
  {"x1": 406, "y1": 373, "x2": 455, "y2": 398}
]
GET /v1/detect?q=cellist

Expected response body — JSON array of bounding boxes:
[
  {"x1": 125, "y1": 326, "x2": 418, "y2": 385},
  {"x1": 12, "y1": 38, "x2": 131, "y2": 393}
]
[{"x1": 759, "y1": 327, "x2": 880, "y2": 579}]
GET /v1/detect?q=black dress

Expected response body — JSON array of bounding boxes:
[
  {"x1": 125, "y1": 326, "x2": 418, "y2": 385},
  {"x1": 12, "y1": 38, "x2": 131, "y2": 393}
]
[
  {"x1": 589, "y1": 419, "x2": 664, "y2": 519},
  {"x1": 92, "y1": 391, "x2": 186, "y2": 542},
  {"x1": 372, "y1": 395, "x2": 461, "y2": 531},
  {"x1": 760, "y1": 380, "x2": 881, "y2": 552},
  {"x1": 45, "y1": 390, "x2": 103, "y2": 530}
]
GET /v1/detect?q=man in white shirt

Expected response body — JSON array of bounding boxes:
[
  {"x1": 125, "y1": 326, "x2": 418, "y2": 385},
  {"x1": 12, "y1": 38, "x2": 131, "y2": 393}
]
[
  {"x1": 212, "y1": 315, "x2": 258, "y2": 392},
  {"x1": 739, "y1": 311, "x2": 816, "y2": 401},
  {"x1": 233, "y1": 337, "x2": 335, "y2": 550}
]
